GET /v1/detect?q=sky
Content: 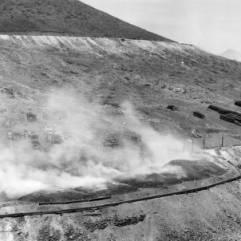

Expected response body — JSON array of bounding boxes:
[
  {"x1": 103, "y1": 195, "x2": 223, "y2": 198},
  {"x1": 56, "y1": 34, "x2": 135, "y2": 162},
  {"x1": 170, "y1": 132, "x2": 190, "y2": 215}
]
[{"x1": 82, "y1": 0, "x2": 241, "y2": 54}]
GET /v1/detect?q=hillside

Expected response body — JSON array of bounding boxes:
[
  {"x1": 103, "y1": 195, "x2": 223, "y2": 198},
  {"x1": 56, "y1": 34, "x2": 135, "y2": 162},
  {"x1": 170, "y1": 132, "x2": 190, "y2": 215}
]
[
  {"x1": 0, "y1": 36, "x2": 241, "y2": 139},
  {"x1": 0, "y1": 0, "x2": 170, "y2": 41},
  {"x1": 0, "y1": 2, "x2": 241, "y2": 239},
  {"x1": 0, "y1": 35, "x2": 240, "y2": 197},
  {"x1": 3, "y1": 171, "x2": 241, "y2": 241}
]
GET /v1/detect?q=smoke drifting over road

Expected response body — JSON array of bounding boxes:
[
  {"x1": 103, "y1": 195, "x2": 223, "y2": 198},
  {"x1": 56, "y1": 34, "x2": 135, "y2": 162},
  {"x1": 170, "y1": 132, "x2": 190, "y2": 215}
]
[{"x1": 0, "y1": 89, "x2": 196, "y2": 199}]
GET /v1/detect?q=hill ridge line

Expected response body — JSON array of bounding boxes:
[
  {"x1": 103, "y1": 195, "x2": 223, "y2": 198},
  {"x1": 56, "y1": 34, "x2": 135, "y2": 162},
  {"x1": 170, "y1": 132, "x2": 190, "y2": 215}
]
[{"x1": 0, "y1": 0, "x2": 171, "y2": 41}]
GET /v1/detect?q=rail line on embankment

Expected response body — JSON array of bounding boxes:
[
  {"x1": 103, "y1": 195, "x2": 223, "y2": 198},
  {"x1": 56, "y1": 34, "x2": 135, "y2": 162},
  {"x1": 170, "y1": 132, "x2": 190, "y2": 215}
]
[{"x1": 0, "y1": 172, "x2": 241, "y2": 219}]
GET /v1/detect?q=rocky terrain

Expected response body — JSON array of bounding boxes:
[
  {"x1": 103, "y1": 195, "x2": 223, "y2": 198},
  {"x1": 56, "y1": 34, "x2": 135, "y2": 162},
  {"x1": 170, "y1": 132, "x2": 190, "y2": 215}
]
[
  {"x1": 0, "y1": 33, "x2": 239, "y2": 241},
  {"x1": 0, "y1": 35, "x2": 240, "y2": 143},
  {"x1": 0, "y1": 0, "x2": 241, "y2": 240},
  {"x1": 1, "y1": 146, "x2": 241, "y2": 241}
]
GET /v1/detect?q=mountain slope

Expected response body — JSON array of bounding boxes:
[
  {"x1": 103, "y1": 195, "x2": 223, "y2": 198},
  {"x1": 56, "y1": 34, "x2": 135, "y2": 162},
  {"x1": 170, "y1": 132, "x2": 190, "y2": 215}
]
[
  {"x1": 0, "y1": 0, "x2": 171, "y2": 41},
  {"x1": 0, "y1": 36, "x2": 240, "y2": 143},
  {"x1": 0, "y1": 35, "x2": 241, "y2": 202}
]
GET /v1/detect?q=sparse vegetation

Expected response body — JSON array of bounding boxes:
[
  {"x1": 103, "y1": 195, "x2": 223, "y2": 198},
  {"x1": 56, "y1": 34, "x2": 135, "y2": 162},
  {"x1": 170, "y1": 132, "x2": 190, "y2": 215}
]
[{"x1": 0, "y1": 1, "x2": 241, "y2": 241}]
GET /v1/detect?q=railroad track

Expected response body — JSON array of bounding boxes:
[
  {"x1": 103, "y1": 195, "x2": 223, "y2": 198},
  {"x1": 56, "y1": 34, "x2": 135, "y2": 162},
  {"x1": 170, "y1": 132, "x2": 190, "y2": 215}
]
[{"x1": 1, "y1": 173, "x2": 241, "y2": 219}]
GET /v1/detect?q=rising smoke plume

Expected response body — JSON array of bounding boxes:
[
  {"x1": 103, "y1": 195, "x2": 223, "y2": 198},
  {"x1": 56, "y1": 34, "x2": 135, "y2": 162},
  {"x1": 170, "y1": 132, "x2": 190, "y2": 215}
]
[{"x1": 0, "y1": 88, "x2": 197, "y2": 199}]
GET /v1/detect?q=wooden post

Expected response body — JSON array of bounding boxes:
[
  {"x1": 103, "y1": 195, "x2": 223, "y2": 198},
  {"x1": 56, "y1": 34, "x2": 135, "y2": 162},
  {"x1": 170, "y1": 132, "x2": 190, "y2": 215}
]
[
  {"x1": 221, "y1": 135, "x2": 224, "y2": 147},
  {"x1": 191, "y1": 138, "x2": 194, "y2": 153},
  {"x1": 202, "y1": 136, "x2": 206, "y2": 149},
  {"x1": 183, "y1": 140, "x2": 186, "y2": 152}
]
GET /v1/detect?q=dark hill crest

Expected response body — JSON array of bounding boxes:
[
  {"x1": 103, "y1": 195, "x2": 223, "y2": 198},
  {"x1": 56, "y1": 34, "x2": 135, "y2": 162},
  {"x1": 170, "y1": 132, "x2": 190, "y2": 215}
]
[{"x1": 0, "y1": 0, "x2": 172, "y2": 41}]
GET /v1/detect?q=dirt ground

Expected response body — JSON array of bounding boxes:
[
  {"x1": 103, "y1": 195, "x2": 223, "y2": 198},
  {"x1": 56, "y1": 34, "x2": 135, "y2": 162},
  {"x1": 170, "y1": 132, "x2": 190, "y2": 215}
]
[
  {"x1": 0, "y1": 35, "x2": 240, "y2": 141},
  {"x1": 2, "y1": 177, "x2": 241, "y2": 241},
  {"x1": 0, "y1": 146, "x2": 240, "y2": 241},
  {"x1": 0, "y1": 35, "x2": 241, "y2": 240}
]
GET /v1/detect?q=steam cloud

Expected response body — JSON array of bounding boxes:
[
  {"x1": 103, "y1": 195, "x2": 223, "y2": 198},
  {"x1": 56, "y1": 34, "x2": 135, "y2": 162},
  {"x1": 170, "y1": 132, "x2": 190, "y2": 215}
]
[{"x1": 0, "y1": 88, "x2": 196, "y2": 199}]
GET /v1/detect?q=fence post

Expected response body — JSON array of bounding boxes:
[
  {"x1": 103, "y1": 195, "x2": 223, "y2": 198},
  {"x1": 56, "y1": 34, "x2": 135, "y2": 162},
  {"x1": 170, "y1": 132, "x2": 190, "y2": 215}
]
[
  {"x1": 221, "y1": 135, "x2": 224, "y2": 147},
  {"x1": 191, "y1": 138, "x2": 194, "y2": 153},
  {"x1": 202, "y1": 136, "x2": 206, "y2": 149},
  {"x1": 182, "y1": 141, "x2": 184, "y2": 152}
]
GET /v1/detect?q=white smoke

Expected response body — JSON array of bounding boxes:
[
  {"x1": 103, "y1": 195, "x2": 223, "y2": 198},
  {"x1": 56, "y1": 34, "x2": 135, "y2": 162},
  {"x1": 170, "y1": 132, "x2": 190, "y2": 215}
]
[{"x1": 0, "y1": 88, "x2": 197, "y2": 199}]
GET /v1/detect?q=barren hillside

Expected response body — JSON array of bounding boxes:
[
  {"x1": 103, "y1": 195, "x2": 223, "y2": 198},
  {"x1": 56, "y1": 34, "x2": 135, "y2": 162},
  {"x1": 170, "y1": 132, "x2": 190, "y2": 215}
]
[
  {"x1": 0, "y1": 34, "x2": 240, "y2": 197},
  {"x1": 0, "y1": 1, "x2": 241, "y2": 240},
  {"x1": 0, "y1": 0, "x2": 170, "y2": 41},
  {"x1": 0, "y1": 35, "x2": 240, "y2": 139}
]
